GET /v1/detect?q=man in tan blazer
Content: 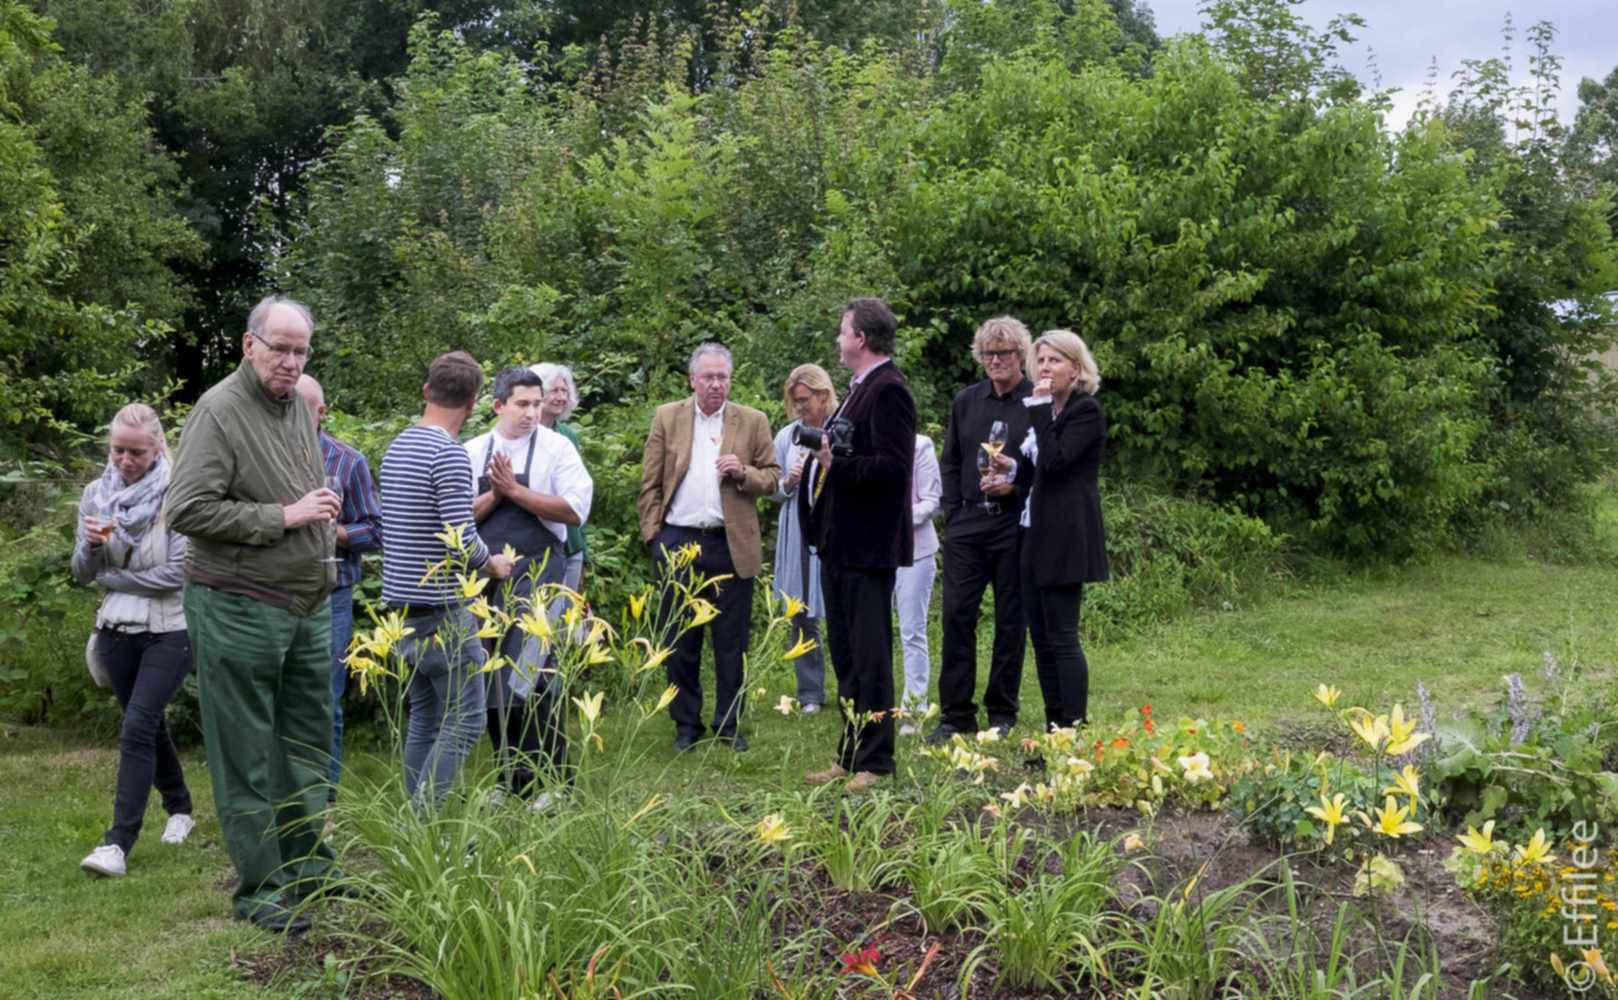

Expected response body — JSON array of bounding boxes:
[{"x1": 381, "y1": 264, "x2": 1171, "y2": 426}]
[{"x1": 638, "y1": 343, "x2": 779, "y2": 752}]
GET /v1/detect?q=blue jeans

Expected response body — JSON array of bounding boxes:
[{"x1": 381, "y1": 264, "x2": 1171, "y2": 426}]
[
  {"x1": 400, "y1": 607, "x2": 487, "y2": 807},
  {"x1": 96, "y1": 628, "x2": 194, "y2": 853},
  {"x1": 327, "y1": 585, "x2": 354, "y2": 798}
]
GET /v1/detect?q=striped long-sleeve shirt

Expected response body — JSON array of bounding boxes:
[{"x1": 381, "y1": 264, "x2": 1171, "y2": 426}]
[
  {"x1": 320, "y1": 431, "x2": 383, "y2": 590},
  {"x1": 380, "y1": 424, "x2": 489, "y2": 609}
]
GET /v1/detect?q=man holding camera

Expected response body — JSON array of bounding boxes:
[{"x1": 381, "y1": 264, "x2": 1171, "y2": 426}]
[
  {"x1": 802, "y1": 298, "x2": 916, "y2": 794},
  {"x1": 638, "y1": 343, "x2": 779, "y2": 753}
]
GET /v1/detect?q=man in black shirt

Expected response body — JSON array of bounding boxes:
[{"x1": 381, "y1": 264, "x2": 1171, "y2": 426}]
[{"x1": 930, "y1": 316, "x2": 1035, "y2": 741}]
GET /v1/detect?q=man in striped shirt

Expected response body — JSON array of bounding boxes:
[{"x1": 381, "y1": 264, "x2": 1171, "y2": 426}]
[
  {"x1": 294, "y1": 375, "x2": 382, "y2": 803},
  {"x1": 380, "y1": 351, "x2": 514, "y2": 806}
]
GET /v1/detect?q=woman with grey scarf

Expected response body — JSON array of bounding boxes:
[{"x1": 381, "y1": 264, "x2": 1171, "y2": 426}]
[{"x1": 71, "y1": 403, "x2": 197, "y2": 877}]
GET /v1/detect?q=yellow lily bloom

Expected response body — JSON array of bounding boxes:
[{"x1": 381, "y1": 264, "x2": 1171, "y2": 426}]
[
  {"x1": 1384, "y1": 764, "x2": 1421, "y2": 803},
  {"x1": 628, "y1": 592, "x2": 648, "y2": 623},
  {"x1": 500, "y1": 542, "x2": 519, "y2": 563},
  {"x1": 1348, "y1": 710, "x2": 1390, "y2": 753},
  {"x1": 516, "y1": 609, "x2": 552, "y2": 641},
  {"x1": 1001, "y1": 783, "x2": 1034, "y2": 809},
  {"x1": 478, "y1": 653, "x2": 509, "y2": 676},
  {"x1": 1580, "y1": 948, "x2": 1613, "y2": 984},
  {"x1": 1514, "y1": 828, "x2": 1555, "y2": 866},
  {"x1": 474, "y1": 617, "x2": 503, "y2": 640},
  {"x1": 653, "y1": 684, "x2": 679, "y2": 714},
  {"x1": 1313, "y1": 684, "x2": 1341, "y2": 708},
  {"x1": 782, "y1": 594, "x2": 805, "y2": 621},
  {"x1": 1456, "y1": 820, "x2": 1496, "y2": 855},
  {"x1": 433, "y1": 523, "x2": 466, "y2": 552},
  {"x1": 783, "y1": 634, "x2": 818, "y2": 661},
  {"x1": 754, "y1": 814, "x2": 793, "y2": 845},
  {"x1": 775, "y1": 695, "x2": 796, "y2": 716},
  {"x1": 583, "y1": 642, "x2": 613, "y2": 666},
  {"x1": 1383, "y1": 703, "x2": 1429, "y2": 756},
  {"x1": 637, "y1": 642, "x2": 673, "y2": 674},
  {"x1": 367, "y1": 608, "x2": 415, "y2": 653},
  {"x1": 1367, "y1": 795, "x2": 1422, "y2": 838},
  {"x1": 456, "y1": 572, "x2": 489, "y2": 600},
  {"x1": 573, "y1": 690, "x2": 604, "y2": 725},
  {"x1": 687, "y1": 598, "x2": 719, "y2": 628},
  {"x1": 1305, "y1": 793, "x2": 1349, "y2": 845}
]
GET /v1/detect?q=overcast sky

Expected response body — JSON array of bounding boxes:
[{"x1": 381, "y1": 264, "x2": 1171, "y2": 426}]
[{"x1": 1143, "y1": 0, "x2": 1618, "y2": 130}]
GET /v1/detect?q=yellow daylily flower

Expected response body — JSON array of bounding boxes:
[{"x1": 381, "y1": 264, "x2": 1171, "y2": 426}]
[
  {"x1": 433, "y1": 523, "x2": 467, "y2": 552},
  {"x1": 1348, "y1": 710, "x2": 1390, "y2": 753},
  {"x1": 1580, "y1": 948, "x2": 1613, "y2": 984},
  {"x1": 1456, "y1": 820, "x2": 1496, "y2": 855},
  {"x1": 467, "y1": 597, "x2": 496, "y2": 622},
  {"x1": 782, "y1": 594, "x2": 805, "y2": 621},
  {"x1": 478, "y1": 653, "x2": 509, "y2": 676},
  {"x1": 653, "y1": 684, "x2": 679, "y2": 714},
  {"x1": 367, "y1": 608, "x2": 415, "y2": 652},
  {"x1": 500, "y1": 542, "x2": 519, "y2": 563},
  {"x1": 456, "y1": 572, "x2": 489, "y2": 600},
  {"x1": 1514, "y1": 828, "x2": 1556, "y2": 866},
  {"x1": 1383, "y1": 703, "x2": 1429, "y2": 756},
  {"x1": 775, "y1": 695, "x2": 796, "y2": 716},
  {"x1": 573, "y1": 690, "x2": 604, "y2": 725},
  {"x1": 975, "y1": 728, "x2": 1002, "y2": 744},
  {"x1": 1305, "y1": 793, "x2": 1349, "y2": 845},
  {"x1": 474, "y1": 617, "x2": 503, "y2": 640},
  {"x1": 1313, "y1": 684, "x2": 1341, "y2": 708},
  {"x1": 516, "y1": 611, "x2": 552, "y2": 644},
  {"x1": 753, "y1": 814, "x2": 793, "y2": 845},
  {"x1": 686, "y1": 598, "x2": 719, "y2": 628},
  {"x1": 1001, "y1": 783, "x2": 1034, "y2": 809},
  {"x1": 1366, "y1": 795, "x2": 1422, "y2": 838},
  {"x1": 637, "y1": 643, "x2": 673, "y2": 674},
  {"x1": 628, "y1": 592, "x2": 648, "y2": 622},
  {"x1": 783, "y1": 634, "x2": 818, "y2": 661},
  {"x1": 1384, "y1": 764, "x2": 1421, "y2": 803},
  {"x1": 583, "y1": 642, "x2": 613, "y2": 666}
]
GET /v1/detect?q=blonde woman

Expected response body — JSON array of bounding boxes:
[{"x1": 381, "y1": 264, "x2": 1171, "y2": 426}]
[
  {"x1": 989, "y1": 330, "x2": 1108, "y2": 730},
  {"x1": 70, "y1": 404, "x2": 196, "y2": 877},
  {"x1": 771, "y1": 363, "x2": 836, "y2": 713}
]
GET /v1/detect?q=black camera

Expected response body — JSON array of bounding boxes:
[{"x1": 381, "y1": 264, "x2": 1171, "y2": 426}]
[{"x1": 793, "y1": 418, "x2": 855, "y2": 458}]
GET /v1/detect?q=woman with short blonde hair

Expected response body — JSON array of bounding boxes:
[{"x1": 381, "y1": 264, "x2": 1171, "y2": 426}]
[
  {"x1": 771, "y1": 363, "x2": 837, "y2": 714},
  {"x1": 71, "y1": 402, "x2": 197, "y2": 877},
  {"x1": 988, "y1": 328, "x2": 1109, "y2": 730}
]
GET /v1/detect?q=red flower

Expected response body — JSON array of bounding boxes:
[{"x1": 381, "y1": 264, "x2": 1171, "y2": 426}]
[
  {"x1": 1112, "y1": 737, "x2": 1130, "y2": 749},
  {"x1": 839, "y1": 946, "x2": 881, "y2": 977},
  {"x1": 1140, "y1": 703, "x2": 1153, "y2": 716}
]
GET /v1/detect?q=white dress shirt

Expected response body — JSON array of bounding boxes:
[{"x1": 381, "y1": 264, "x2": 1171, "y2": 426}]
[
  {"x1": 665, "y1": 402, "x2": 727, "y2": 529},
  {"x1": 463, "y1": 424, "x2": 593, "y2": 544}
]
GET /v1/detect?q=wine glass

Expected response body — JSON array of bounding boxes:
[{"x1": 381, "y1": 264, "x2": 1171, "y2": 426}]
[
  {"x1": 320, "y1": 475, "x2": 343, "y2": 563},
  {"x1": 987, "y1": 420, "x2": 1008, "y2": 454}
]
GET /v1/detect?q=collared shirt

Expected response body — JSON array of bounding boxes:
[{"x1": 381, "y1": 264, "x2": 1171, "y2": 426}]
[
  {"x1": 939, "y1": 376, "x2": 1034, "y2": 509},
  {"x1": 462, "y1": 424, "x2": 593, "y2": 545},
  {"x1": 320, "y1": 431, "x2": 383, "y2": 590},
  {"x1": 665, "y1": 401, "x2": 727, "y2": 529}
]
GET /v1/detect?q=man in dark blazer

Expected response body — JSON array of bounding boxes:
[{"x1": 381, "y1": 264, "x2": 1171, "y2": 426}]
[
  {"x1": 800, "y1": 297, "x2": 916, "y2": 793},
  {"x1": 638, "y1": 343, "x2": 780, "y2": 753}
]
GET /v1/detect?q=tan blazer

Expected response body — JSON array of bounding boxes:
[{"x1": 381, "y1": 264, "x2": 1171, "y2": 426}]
[{"x1": 637, "y1": 398, "x2": 780, "y2": 579}]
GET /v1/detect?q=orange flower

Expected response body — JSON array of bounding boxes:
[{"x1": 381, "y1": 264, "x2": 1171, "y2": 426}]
[{"x1": 1112, "y1": 737, "x2": 1130, "y2": 749}]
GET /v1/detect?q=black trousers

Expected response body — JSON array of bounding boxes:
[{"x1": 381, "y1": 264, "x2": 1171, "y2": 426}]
[
  {"x1": 95, "y1": 628, "x2": 194, "y2": 853},
  {"x1": 1021, "y1": 547, "x2": 1088, "y2": 730},
  {"x1": 938, "y1": 516, "x2": 1026, "y2": 731},
  {"x1": 484, "y1": 679, "x2": 571, "y2": 794},
  {"x1": 655, "y1": 524, "x2": 754, "y2": 739},
  {"x1": 821, "y1": 559, "x2": 897, "y2": 775}
]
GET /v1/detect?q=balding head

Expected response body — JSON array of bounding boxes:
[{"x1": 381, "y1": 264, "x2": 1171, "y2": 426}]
[{"x1": 295, "y1": 374, "x2": 326, "y2": 425}]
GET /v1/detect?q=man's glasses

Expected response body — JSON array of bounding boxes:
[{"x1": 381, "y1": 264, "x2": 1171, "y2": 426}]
[
  {"x1": 694, "y1": 373, "x2": 731, "y2": 385},
  {"x1": 247, "y1": 329, "x2": 313, "y2": 362},
  {"x1": 981, "y1": 348, "x2": 1020, "y2": 361}
]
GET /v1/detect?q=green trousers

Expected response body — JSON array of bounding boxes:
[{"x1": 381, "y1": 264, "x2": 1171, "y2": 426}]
[{"x1": 185, "y1": 583, "x2": 335, "y2": 918}]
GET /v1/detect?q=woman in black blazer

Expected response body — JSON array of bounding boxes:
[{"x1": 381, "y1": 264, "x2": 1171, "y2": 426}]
[{"x1": 989, "y1": 329, "x2": 1107, "y2": 730}]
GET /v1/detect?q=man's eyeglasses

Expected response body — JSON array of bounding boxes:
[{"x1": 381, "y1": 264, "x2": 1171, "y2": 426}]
[
  {"x1": 247, "y1": 329, "x2": 313, "y2": 363},
  {"x1": 694, "y1": 373, "x2": 731, "y2": 385},
  {"x1": 981, "y1": 349, "x2": 1021, "y2": 361}
]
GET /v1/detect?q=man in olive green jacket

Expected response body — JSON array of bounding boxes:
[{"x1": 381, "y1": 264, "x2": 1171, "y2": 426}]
[{"x1": 165, "y1": 296, "x2": 341, "y2": 935}]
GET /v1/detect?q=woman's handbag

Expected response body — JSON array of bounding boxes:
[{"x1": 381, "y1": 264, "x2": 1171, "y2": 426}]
[{"x1": 85, "y1": 631, "x2": 111, "y2": 688}]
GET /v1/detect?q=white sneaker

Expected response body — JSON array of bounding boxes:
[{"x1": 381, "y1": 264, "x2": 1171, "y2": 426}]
[
  {"x1": 81, "y1": 844, "x2": 127, "y2": 877},
  {"x1": 899, "y1": 722, "x2": 919, "y2": 736},
  {"x1": 801, "y1": 703, "x2": 821, "y2": 716},
  {"x1": 160, "y1": 813, "x2": 196, "y2": 845},
  {"x1": 527, "y1": 790, "x2": 563, "y2": 814}
]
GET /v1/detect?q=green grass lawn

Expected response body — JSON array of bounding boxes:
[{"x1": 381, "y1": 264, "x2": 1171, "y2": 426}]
[{"x1": 3, "y1": 541, "x2": 1616, "y2": 997}]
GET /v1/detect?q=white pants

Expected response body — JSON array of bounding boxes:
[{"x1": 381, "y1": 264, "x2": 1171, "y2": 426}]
[{"x1": 894, "y1": 552, "x2": 937, "y2": 709}]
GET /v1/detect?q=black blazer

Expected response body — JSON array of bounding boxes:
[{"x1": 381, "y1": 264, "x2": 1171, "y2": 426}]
[
  {"x1": 802, "y1": 360, "x2": 916, "y2": 570},
  {"x1": 1023, "y1": 392, "x2": 1108, "y2": 586}
]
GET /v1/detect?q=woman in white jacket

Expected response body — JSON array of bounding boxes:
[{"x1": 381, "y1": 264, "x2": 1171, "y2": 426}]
[
  {"x1": 896, "y1": 434, "x2": 942, "y2": 734},
  {"x1": 70, "y1": 404, "x2": 196, "y2": 877}
]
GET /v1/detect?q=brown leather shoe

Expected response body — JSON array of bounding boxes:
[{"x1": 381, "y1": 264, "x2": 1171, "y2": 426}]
[
  {"x1": 843, "y1": 771, "x2": 884, "y2": 795},
  {"x1": 804, "y1": 765, "x2": 849, "y2": 786}
]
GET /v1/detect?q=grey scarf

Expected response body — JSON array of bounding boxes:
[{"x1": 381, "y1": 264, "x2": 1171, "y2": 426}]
[{"x1": 86, "y1": 454, "x2": 171, "y2": 546}]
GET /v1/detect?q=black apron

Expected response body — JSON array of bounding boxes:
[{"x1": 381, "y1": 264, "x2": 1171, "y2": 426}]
[{"x1": 477, "y1": 433, "x2": 565, "y2": 705}]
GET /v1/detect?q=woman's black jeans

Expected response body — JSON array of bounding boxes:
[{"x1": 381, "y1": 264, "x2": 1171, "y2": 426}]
[
  {"x1": 1020, "y1": 563, "x2": 1089, "y2": 732},
  {"x1": 95, "y1": 628, "x2": 194, "y2": 853}
]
